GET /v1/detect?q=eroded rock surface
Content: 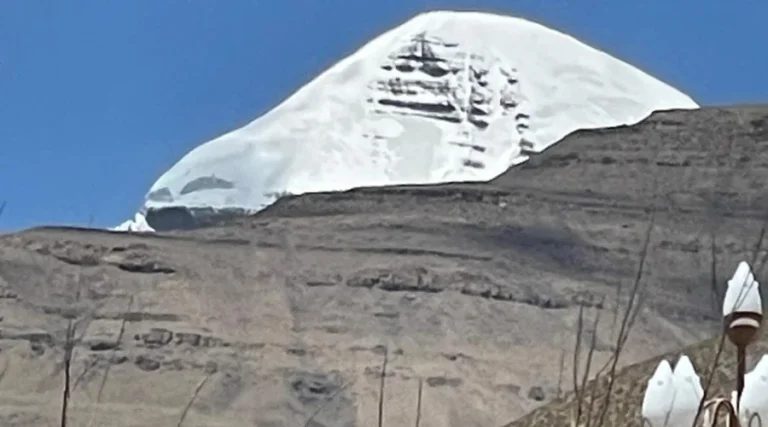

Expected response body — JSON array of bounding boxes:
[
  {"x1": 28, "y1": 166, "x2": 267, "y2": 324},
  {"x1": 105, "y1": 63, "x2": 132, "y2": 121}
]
[{"x1": 1, "y1": 106, "x2": 767, "y2": 427}]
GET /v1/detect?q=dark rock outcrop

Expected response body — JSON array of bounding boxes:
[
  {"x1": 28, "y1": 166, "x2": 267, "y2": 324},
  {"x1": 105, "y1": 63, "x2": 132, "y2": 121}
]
[{"x1": 144, "y1": 206, "x2": 252, "y2": 231}]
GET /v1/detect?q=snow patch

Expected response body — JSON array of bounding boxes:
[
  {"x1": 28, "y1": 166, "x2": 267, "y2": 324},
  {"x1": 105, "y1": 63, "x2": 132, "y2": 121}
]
[{"x1": 112, "y1": 212, "x2": 155, "y2": 233}]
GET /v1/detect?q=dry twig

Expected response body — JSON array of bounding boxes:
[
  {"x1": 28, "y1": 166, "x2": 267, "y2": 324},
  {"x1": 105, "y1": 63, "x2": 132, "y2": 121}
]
[
  {"x1": 378, "y1": 345, "x2": 389, "y2": 427},
  {"x1": 176, "y1": 373, "x2": 211, "y2": 427},
  {"x1": 414, "y1": 378, "x2": 423, "y2": 427}
]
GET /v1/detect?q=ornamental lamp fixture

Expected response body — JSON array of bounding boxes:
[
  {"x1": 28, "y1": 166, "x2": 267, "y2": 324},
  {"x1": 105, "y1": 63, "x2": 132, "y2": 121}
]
[
  {"x1": 723, "y1": 261, "x2": 763, "y2": 348},
  {"x1": 641, "y1": 261, "x2": 765, "y2": 427}
]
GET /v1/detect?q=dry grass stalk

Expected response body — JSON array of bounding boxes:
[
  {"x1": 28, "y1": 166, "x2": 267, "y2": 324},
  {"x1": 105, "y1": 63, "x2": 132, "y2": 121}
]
[
  {"x1": 688, "y1": 127, "x2": 765, "y2": 427},
  {"x1": 566, "y1": 137, "x2": 663, "y2": 427},
  {"x1": 378, "y1": 345, "x2": 389, "y2": 427},
  {"x1": 60, "y1": 317, "x2": 74, "y2": 427},
  {"x1": 414, "y1": 378, "x2": 423, "y2": 427},
  {"x1": 85, "y1": 295, "x2": 134, "y2": 427},
  {"x1": 176, "y1": 373, "x2": 211, "y2": 427}
]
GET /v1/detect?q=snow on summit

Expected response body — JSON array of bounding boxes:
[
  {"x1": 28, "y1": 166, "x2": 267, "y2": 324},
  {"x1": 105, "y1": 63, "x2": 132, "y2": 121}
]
[{"x1": 118, "y1": 11, "x2": 698, "y2": 231}]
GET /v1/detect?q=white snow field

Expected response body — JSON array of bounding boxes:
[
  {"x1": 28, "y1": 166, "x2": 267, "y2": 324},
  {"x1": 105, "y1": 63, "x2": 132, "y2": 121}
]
[{"x1": 116, "y1": 10, "x2": 699, "y2": 231}]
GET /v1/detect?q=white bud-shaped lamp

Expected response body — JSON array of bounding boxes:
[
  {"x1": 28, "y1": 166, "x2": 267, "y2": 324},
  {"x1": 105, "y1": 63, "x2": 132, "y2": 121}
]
[
  {"x1": 723, "y1": 261, "x2": 763, "y2": 348},
  {"x1": 740, "y1": 354, "x2": 768, "y2": 426},
  {"x1": 642, "y1": 359, "x2": 675, "y2": 427},
  {"x1": 668, "y1": 355, "x2": 704, "y2": 427}
]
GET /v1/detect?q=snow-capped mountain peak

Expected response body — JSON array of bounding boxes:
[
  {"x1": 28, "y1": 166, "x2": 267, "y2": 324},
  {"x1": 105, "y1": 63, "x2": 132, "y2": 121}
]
[{"x1": 115, "y1": 10, "x2": 698, "y2": 231}]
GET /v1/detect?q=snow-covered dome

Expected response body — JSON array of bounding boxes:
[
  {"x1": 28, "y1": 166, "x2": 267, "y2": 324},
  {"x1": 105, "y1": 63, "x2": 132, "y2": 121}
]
[{"x1": 116, "y1": 10, "x2": 698, "y2": 230}]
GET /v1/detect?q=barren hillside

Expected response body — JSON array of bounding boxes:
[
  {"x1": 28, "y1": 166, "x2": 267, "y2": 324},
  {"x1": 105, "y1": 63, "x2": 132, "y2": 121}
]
[{"x1": 1, "y1": 106, "x2": 766, "y2": 426}]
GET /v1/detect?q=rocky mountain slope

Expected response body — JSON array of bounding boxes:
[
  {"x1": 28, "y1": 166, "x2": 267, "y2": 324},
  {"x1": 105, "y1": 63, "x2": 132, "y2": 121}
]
[{"x1": 1, "y1": 105, "x2": 766, "y2": 427}]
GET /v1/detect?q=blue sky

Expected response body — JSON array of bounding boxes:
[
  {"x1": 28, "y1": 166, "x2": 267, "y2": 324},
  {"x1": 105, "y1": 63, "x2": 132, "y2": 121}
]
[{"x1": 1, "y1": 0, "x2": 766, "y2": 231}]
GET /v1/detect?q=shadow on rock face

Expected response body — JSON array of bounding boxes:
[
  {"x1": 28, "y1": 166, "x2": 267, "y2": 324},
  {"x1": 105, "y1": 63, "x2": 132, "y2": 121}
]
[
  {"x1": 282, "y1": 370, "x2": 355, "y2": 426},
  {"x1": 145, "y1": 206, "x2": 252, "y2": 231},
  {"x1": 287, "y1": 371, "x2": 345, "y2": 405},
  {"x1": 462, "y1": 223, "x2": 607, "y2": 276}
]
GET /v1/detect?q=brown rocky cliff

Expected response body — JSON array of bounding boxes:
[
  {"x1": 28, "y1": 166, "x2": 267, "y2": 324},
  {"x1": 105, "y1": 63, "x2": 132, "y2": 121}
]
[{"x1": 0, "y1": 106, "x2": 766, "y2": 427}]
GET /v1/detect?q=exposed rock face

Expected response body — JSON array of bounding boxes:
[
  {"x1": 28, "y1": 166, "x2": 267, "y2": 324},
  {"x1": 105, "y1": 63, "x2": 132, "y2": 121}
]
[
  {"x1": 369, "y1": 32, "x2": 530, "y2": 134},
  {"x1": 1, "y1": 106, "x2": 767, "y2": 427},
  {"x1": 365, "y1": 31, "x2": 534, "y2": 177}
]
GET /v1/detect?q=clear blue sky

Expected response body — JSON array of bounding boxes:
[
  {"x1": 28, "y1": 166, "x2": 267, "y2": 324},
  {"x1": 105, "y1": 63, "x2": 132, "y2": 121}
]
[{"x1": 1, "y1": 0, "x2": 766, "y2": 232}]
